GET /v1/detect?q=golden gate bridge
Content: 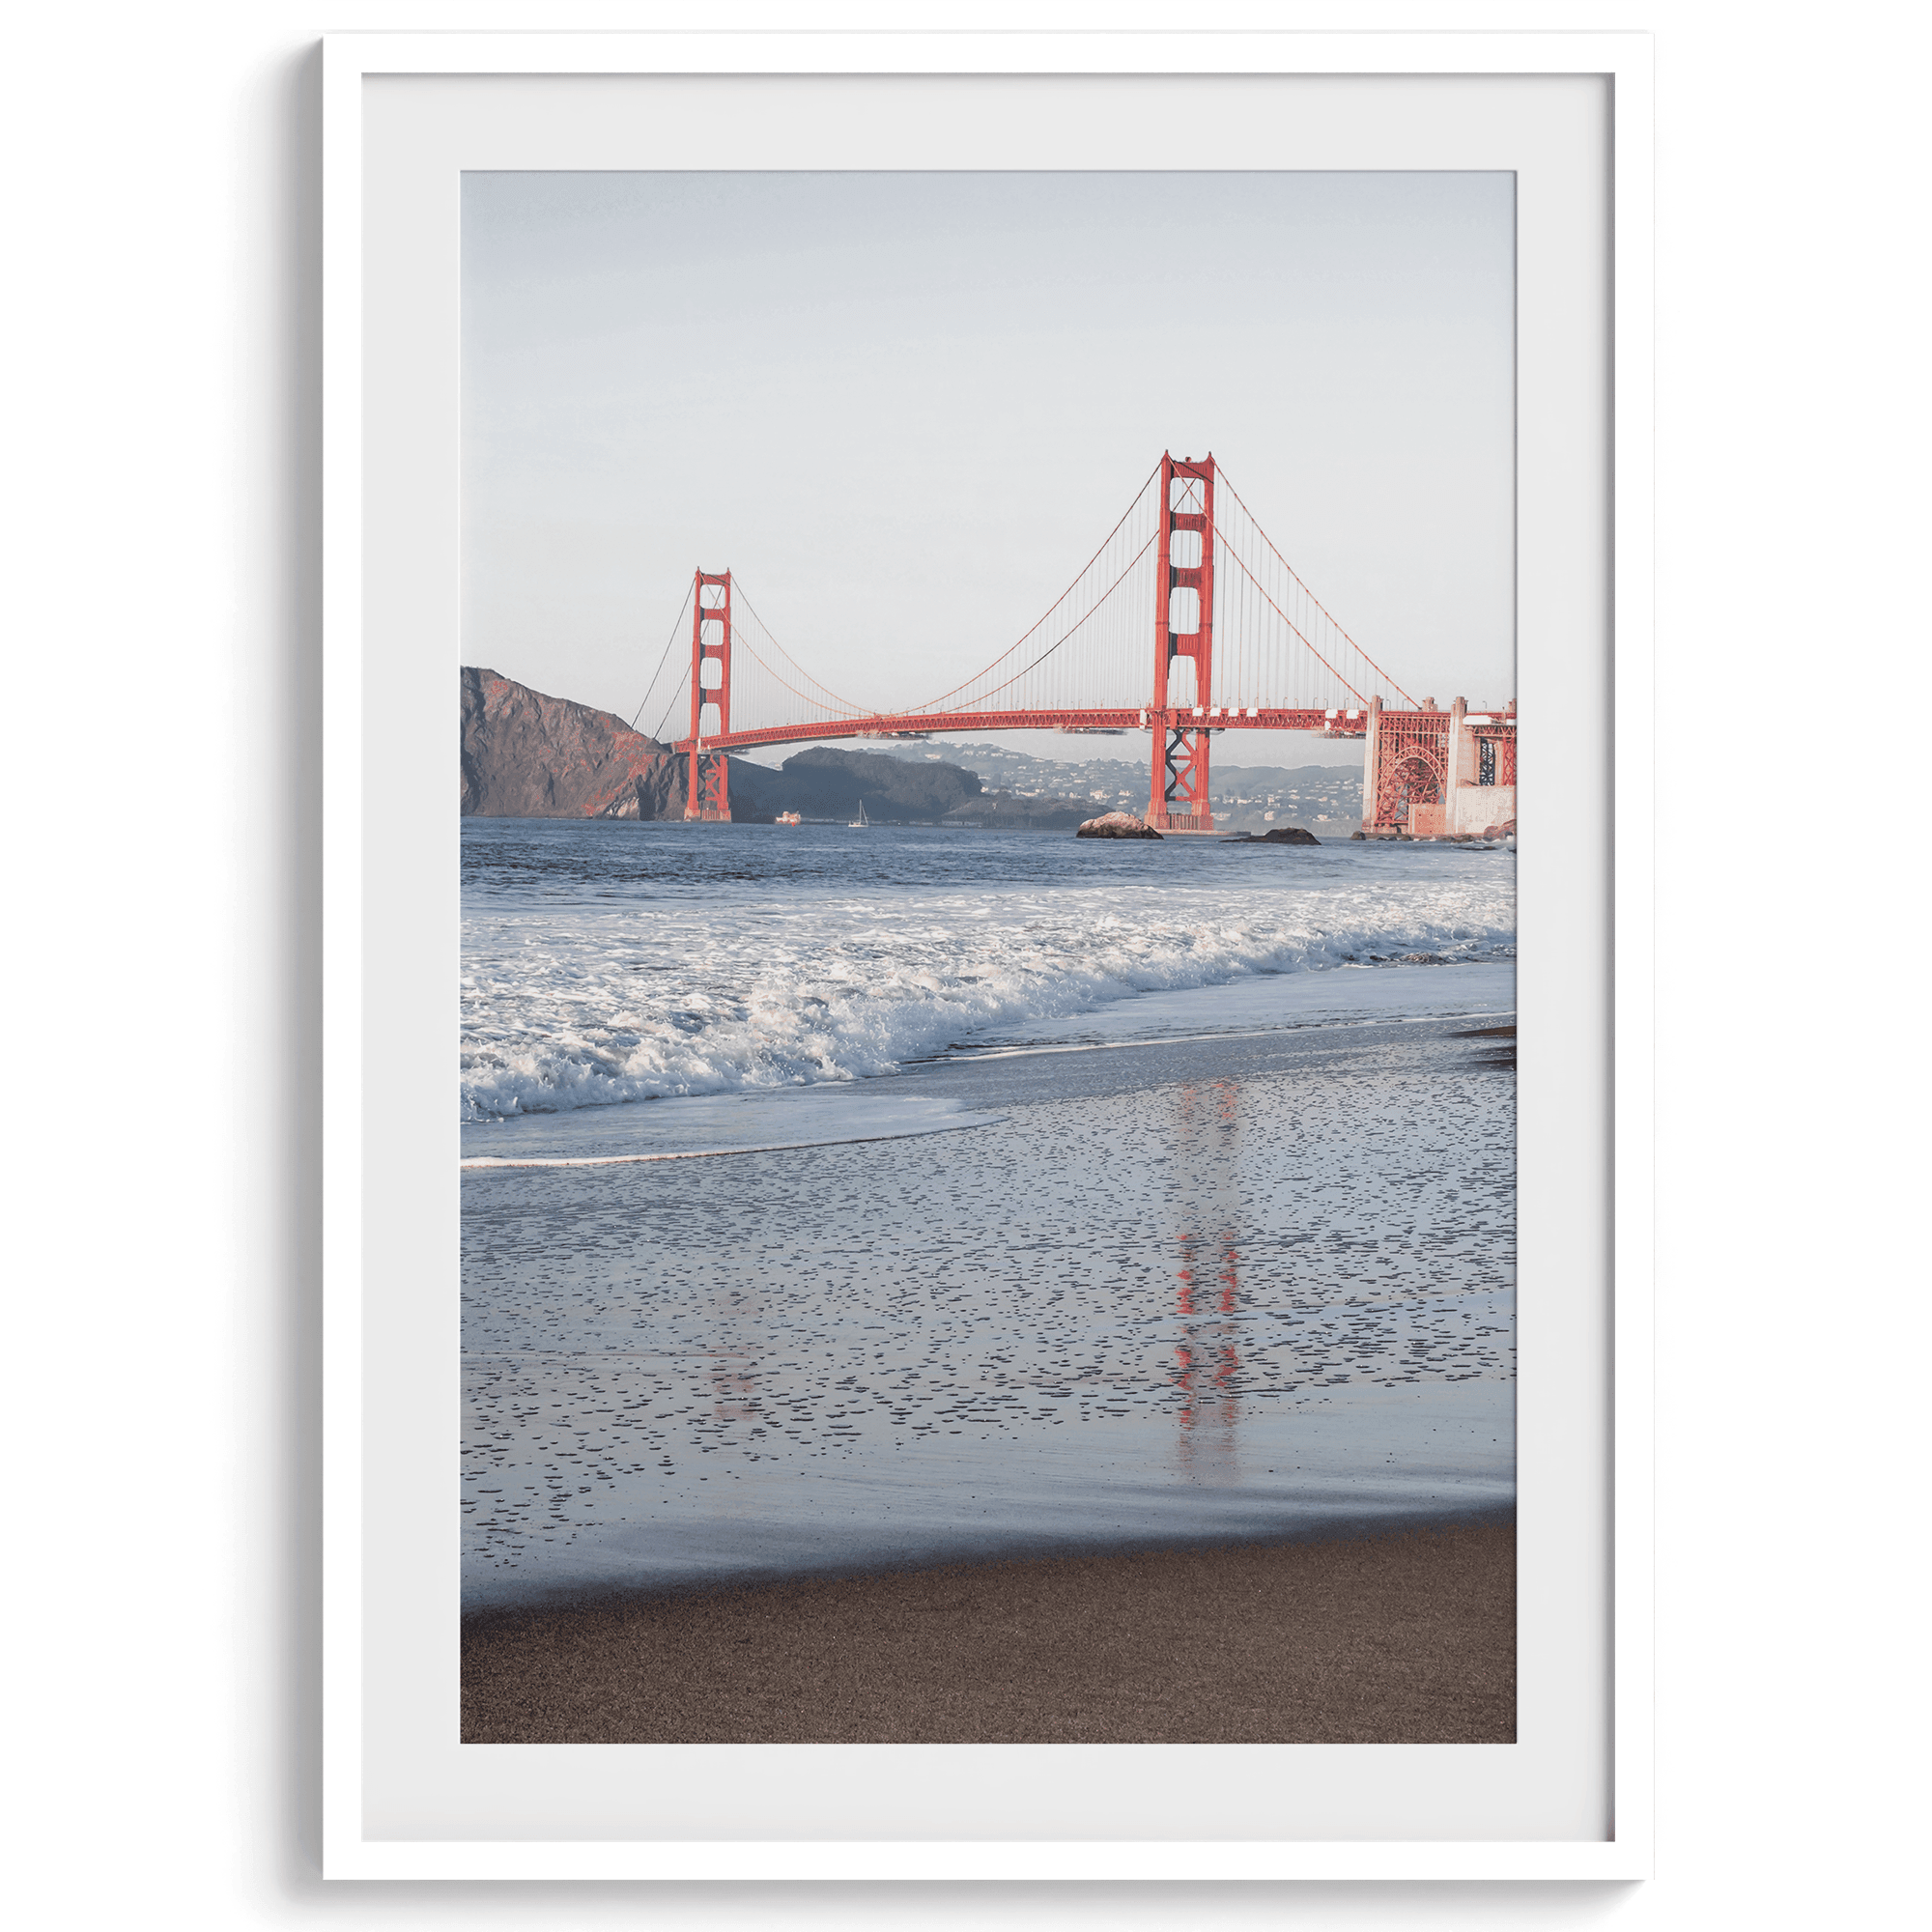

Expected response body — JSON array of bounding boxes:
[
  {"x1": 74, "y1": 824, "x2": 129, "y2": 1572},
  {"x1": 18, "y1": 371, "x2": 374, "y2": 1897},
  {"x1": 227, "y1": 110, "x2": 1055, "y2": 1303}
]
[{"x1": 636, "y1": 453, "x2": 1517, "y2": 838}]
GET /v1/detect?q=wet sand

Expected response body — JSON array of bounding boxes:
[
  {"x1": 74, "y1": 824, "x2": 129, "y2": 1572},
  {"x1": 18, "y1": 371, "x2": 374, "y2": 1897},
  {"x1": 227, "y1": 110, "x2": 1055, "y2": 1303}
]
[
  {"x1": 462, "y1": 991, "x2": 1517, "y2": 1613},
  {"x1": 462, "y1": 1520, "x2": 1514, "y2": 1745}
]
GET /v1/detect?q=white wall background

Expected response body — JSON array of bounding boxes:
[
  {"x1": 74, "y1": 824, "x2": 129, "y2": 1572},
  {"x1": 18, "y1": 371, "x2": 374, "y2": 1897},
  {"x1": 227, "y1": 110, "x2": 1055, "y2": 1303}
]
[{"x1": 3, "y1": 3, "x2": 1921, "y2": 1926}]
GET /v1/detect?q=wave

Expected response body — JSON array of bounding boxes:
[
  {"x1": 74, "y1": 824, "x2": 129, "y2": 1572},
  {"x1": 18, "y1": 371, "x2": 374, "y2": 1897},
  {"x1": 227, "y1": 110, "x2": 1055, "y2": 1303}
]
[{"x1": 460, "y1": 878, "x2": 1514, "y2": 1122}]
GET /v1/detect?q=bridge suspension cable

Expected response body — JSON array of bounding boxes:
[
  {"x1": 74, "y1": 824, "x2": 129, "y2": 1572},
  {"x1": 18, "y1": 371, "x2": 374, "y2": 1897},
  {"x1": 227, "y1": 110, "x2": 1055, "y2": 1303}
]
[
  {"x1": 630, "y1": 576, "x2": 693, "y2": 733},
  {"x1": 1210, "y1": 464, "x2": 1419, "y2": 710},
  {"x1": 895, "y1": 459, "x2": 1163, "y2": 718},
  {"x1": 648, "y1": 666, "x2": 689, "y2": 746},
  {"x1": 638, "y1": 451, "x2": 1418, "y2": 750},
  {"x1": 727, "y1": 584, "x2": 872, "y2": 721},
  {"x1": 634, "y1": 572, "x2": 877, "y2": 748}
]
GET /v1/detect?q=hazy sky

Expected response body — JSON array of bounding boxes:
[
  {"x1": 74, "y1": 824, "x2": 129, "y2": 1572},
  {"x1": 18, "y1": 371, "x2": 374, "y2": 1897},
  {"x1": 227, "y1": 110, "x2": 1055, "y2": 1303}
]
[{"x1": 462, "y1": 171, "x2": 1514, "y2": 767}]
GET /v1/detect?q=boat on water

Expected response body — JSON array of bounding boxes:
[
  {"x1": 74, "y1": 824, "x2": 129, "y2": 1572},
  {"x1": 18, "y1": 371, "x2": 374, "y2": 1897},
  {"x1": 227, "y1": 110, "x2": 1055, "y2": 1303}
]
[
  {"x1": 848, "y1": 801, "x2": 870, "y2": 829},
  {"x1": 776, "y1": 810, "x2": 802, "y2": 826}
]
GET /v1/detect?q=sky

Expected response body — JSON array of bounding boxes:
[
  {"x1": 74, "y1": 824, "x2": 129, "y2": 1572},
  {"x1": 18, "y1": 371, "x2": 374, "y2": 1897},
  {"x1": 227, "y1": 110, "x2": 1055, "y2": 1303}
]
[{"x1": 462, "y1": 171, "x2": 1514, "y2": 767}]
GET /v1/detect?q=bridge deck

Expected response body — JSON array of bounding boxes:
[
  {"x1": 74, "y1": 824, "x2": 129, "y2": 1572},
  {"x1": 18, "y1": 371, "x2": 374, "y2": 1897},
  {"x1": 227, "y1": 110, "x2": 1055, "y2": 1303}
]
[{"x1": 674, "y1": 707, "x2": 1371, "y2": 757}]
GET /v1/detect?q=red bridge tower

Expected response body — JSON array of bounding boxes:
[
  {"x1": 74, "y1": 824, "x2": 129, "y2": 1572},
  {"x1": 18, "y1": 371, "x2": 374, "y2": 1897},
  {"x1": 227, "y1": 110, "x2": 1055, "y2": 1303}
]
[
  {"x1": 1148, "y1": 453, "x2": 1217, "y2": 833},
  {"x1": 684, "y1": 570, "x2": 733, "y2": 821}
]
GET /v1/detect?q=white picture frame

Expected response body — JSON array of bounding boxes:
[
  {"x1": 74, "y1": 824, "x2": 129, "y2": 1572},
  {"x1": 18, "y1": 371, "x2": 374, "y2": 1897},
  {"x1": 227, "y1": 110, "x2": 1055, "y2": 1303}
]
[{"x1": 323, "y1": 28, "x2": 1654, "y2": 1881}]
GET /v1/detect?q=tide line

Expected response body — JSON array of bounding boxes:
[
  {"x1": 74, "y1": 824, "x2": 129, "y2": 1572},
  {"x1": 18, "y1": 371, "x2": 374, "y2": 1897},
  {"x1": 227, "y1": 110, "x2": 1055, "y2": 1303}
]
[
  {"x1": 461, "y1": 1111, "x2": 1008, "y2": 1171},
  {"x1": 939, "y1": 1009, "x2": 1517, "y2": 1064}
]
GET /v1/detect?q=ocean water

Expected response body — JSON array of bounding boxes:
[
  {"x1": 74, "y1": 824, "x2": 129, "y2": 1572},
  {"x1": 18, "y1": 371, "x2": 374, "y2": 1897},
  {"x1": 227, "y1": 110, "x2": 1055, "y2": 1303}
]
[
  {"x1": 462, "y1": 821, "x2": 1514, "y2": 1122},
  {"x1": 461, "y1": 820, "x2": 1517, "y2": 1611}
]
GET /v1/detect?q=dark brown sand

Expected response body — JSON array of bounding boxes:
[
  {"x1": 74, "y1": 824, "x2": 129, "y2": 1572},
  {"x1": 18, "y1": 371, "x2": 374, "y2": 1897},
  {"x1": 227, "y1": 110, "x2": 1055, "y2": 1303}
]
[
  {"x1": 1454, "y1": 1021, "x2": 1516, "y2": 1071},
  {"x1": 463, "y1": 1522, "x2": 1514, "y2": 1745}
]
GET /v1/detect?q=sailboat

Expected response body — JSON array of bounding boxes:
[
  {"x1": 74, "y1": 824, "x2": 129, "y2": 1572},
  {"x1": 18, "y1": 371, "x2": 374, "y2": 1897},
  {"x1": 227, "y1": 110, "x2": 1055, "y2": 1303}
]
[{"x1": 848, "y1": 799, "x2": 871, "y2": 829}]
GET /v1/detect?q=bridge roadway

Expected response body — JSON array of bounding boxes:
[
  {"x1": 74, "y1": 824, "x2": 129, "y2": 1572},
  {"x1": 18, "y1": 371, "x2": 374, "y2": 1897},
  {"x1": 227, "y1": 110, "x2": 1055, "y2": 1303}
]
[{"x1": 673, "y1": 705, "x2": 1371, "y2": 758}]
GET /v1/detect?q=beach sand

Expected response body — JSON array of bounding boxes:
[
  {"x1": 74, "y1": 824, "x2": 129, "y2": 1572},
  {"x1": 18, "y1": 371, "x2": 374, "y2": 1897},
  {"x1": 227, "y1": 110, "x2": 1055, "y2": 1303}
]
[{"x1": 462, "y1": 1520, "x2": 1514, "y2": 1745}]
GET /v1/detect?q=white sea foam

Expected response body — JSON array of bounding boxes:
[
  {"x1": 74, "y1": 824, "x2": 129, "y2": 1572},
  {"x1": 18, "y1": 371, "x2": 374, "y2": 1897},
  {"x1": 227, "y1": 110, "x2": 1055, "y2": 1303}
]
[{"x1": 460, "y1": 871, "x2": 1515, "y2": 1122}]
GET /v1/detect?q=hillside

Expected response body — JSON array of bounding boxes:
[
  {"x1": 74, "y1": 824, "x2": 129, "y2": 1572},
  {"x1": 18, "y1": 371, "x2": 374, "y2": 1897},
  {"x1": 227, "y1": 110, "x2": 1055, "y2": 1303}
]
[
  {"x1": 460, "y1": 668, "x2": 683, "y2": 818},
  {"x1": 461, "y1": 671, "x2": 990, "y2": 823},
  {"x1": 852, "y1": 739, "x2": 1366, "y2": 833},
  {"x1": 940, "y1": 789, "x2": 1090, "y2": 831},
  {"x1": 734, "y1": 746, "x2": 982, "y2": 823},
  {"x1": 735, "y1": 749, "x2": 1098, "y2": 826}
]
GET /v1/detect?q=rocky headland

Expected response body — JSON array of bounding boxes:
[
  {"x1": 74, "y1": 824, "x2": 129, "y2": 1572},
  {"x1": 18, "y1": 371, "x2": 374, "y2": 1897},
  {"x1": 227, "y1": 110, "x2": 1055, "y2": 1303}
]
[
  {"x1": 460, "y1": 668, "x2": 683, "y2": 818},
  {"x1": 463, "y1": 668, "x2": 1004, "y2": 823}
]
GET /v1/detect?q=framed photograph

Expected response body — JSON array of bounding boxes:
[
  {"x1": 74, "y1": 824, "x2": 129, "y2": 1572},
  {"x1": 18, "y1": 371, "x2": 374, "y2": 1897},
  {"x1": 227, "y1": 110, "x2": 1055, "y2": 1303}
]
[{"x1": 323, "y1": 29, "x2": 1653, "y2": 1880}]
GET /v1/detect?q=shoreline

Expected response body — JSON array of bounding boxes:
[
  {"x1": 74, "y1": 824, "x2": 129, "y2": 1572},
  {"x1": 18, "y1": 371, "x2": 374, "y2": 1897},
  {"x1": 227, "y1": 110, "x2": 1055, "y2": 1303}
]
[
  {"x1": 462, "y1": 993, "x2": 1516, "y2": 1613},
  {"x1": 461, "y1": 1491, "x2": 1518, "y2": 1619},
  {"x1": 459, "y1": 958, "x2": 1518, "y2": 1166},
  {"x1": 462, "y1": 1520, "x2": 1516, "y2": 1746}
]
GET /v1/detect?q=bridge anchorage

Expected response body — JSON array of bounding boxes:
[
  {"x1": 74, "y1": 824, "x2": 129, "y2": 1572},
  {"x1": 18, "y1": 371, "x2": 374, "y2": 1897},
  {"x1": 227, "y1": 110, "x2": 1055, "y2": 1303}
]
[{"x1": 658, "y1": 451, "x2": 1515, "y2": 837}]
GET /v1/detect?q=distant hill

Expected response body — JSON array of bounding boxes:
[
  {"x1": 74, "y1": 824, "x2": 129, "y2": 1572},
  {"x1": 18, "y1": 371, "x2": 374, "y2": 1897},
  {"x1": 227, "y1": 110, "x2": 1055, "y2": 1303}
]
[
  {"x1": 861, "y1": 740, "x2": 1364, "y2": 833},
  {"x1": 940, "y1": 789, "x2": 1090, "y2": 831},
  {"x1": 735, "y1": 748, "x2": 1095, "y2": 826},
  {"x1": 734, "y1": 746, "x2": 982, "y2": 823}
]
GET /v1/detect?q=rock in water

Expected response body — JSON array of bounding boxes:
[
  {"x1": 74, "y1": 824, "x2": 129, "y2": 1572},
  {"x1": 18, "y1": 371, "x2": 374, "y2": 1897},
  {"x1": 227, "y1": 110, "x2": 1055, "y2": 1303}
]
[
  {"x1": 1075, "y1": 810, "x2": 1163, "y2": 839},
  {"x1": 1223, "y1": 826, "x2": 1321, "y2": 845}
]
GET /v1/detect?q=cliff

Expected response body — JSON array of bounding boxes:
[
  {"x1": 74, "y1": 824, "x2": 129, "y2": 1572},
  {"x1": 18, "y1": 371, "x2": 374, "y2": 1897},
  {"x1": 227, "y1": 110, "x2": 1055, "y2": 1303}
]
[
  {"x1": 460, "y1": 668, "x2": 685, "y2": 818},
  {"x1": 462, "y1": 669, "x2": 999, "y2": 823}
]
